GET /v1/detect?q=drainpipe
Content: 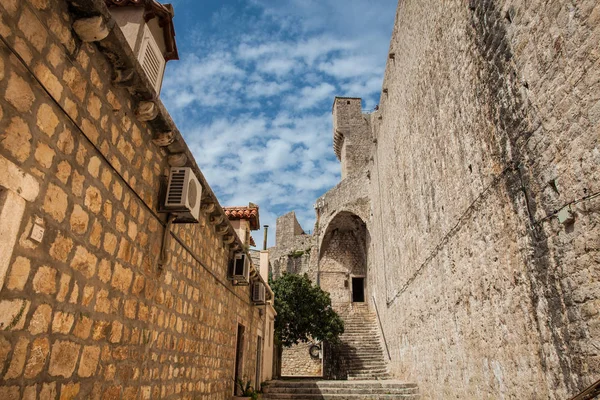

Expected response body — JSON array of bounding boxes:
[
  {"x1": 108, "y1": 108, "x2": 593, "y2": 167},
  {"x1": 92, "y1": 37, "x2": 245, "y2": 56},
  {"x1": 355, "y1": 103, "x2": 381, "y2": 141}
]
[{"x1": 263, "y1": 225, "x2": 268, "y2": 250}]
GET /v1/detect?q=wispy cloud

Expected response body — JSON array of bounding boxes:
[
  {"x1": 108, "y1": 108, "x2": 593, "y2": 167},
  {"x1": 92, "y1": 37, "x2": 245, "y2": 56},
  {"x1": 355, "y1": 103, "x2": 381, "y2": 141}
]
[{"x1": 162, "y1": 0, "x2": 396, "y2": 246}]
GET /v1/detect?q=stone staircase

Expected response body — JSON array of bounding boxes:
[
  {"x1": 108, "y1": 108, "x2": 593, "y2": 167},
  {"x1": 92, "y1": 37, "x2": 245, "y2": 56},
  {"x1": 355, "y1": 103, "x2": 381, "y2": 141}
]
[
  {"x1": 331, "y1": 303, "x2": 390, "y2": 380},
  {"x1": 262, "y1": 380, "x2": 420, "y2": 399}
]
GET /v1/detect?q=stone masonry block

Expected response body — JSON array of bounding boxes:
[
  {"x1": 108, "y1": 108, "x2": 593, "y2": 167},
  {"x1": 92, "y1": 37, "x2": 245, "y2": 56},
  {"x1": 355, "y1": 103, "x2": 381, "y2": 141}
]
[
  {"x1": 52, "y1": 311, "x2": 74, "y2": 334},
  {"x1": 33, "y1": 265, "x2": 57, "y2": 294},
  {"x1": 78, "y1": 345, "x2": 100, "y2": 377},
  {"x1": 43, "y1": 184, "x2": 68, "y2": 222},
  {"x1": 48, "y1": 340, "x2": 80, "y2": 377},
  {"x1": 4, "y1": 336, "x2": 28, "y2": 379},
  {"x1": 34, "y1": 143, "x2": 56, "y2": 169},
  {"x1": 28, "y1": 304, "x2": 52, "y2": 335},
  {"x1": 111, "y1": 263, "x2": 133, "y2": 293},
  {"x1": 6, "y1": 256, "x2": 31, "y2": 291},
  {"x1": 1, "y1": 117, "x2": 32, "y2": 162},
  {"x1": 0, "y1": 299, "x2": 30, "y2": 331},
  {"x1": 70, "y1": 204, "x2": 89, "y2": 235},
  {"x1": 50, "y1": 233, "x2": 73, "y2": 262},
  {"x1": 5, "y1": 74, "x2": 35, "y2": 113},
  {"x1": 37, "y1": 104, "x2": 60, "y2": 137},
  {"x1": 85, "y1": 186, "x2": 103, "y2": 214},
  {"x1": 23, "y1": 337, "x2": 50, "y2": 378},
  {"x1": 18, "y1": 8, "x2": 47, "y2": 52},
  {"x1": 70, "y1": 246, "x2": 97, "y2": 279}
]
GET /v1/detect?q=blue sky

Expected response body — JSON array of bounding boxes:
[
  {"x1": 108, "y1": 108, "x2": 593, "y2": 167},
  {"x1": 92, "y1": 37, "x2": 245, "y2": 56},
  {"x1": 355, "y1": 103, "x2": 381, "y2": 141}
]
[{"x1": 161, "y1": 0, "x2": 397, "y2": 248}]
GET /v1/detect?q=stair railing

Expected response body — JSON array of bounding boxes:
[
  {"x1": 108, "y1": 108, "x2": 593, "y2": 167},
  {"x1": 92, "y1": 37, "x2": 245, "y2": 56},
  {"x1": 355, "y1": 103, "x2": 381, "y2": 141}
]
[
  {"x1": 372, "y1": 295, "x2": 392, "y2": 360},
  {"x1": 568, "y1": 378, "x2": 600, "y2": 400}
]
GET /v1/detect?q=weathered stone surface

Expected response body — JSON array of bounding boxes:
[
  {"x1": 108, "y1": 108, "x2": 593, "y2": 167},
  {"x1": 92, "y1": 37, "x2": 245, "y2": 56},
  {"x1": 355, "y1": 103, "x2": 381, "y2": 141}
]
[
  {"x1": 70, "y1": 205, "x2": 89, "y2": 235},
  {"x1": 34, "y1": 63, "x2": 63, "y2": 100},
  {"x1": 18, "y1": 8, "x2": 47, "y2": 52},
  {"x1": 0, "y1": 299, "x2": 30, "y2": 330},
  {"x1": 4, "y1": 336, "x2": 29, "y2": 379},
  {"x1": 50, "y1": 233, "x2": 73, "y2": 262},
  {"x1": 35, "y1": 143, "x2": 56, "y2": 168},
  {"x1": 59, "y1": 382, "x2": 80, "y2": 400},
  {"x1": 37, "y1": 103, "x2": 60, "y2": 137},
  {"x1": 29, "y1": 304, "x2": 52, "y2": 335},
  {"x1": 48, "y1": 340, "x2": 80, "y2": 377},
  {"x1": 70, "y1": 246, "x2": 97, "y2": 279},
  {"x1": 23, "y1": 337, "x2": 50, "y2": 378},
  {"x1": 73, "y1": 16, "x2": 109, "y2": 42},
  {"x1": 78, "y1": 345, "x2": 100, "y2": 377},
  {"x1": 1, "y1": 117, "x2": 32, "y2": 162},
  {"x1": 84, "y1": 186, "x2": 103, "y2": 214},
  {"x1": 33, "y1": 266, "x2": 57, "y2": 295},
  {"x1": 111, "y1": 263, "x2": 132, "y2": 293},
  {"x1": 6, "y1": 256, "x2": 31, "y2": 291},
  {"x1": 43, "y1": 184, "x2": 68, "y2": 222},
  {"x1": 0, "y1": 2, "x2": 269, "y2": 398},
  {"x1": 52, "y1": 311, "x2": 74, "y2": 334},
  {"x1": 5, "y1": 74, "x2": 35, "y2": 113},
  {"x1": 40, "y1": 382, "x2": 58, "y2": 400}
]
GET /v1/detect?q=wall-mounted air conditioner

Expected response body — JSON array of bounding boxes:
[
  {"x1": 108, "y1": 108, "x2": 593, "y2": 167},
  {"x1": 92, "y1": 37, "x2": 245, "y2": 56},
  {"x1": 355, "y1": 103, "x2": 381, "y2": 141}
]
[
  {"x1": 164, "y1": 167, "x2": 201, "y2": 223},
  {"x1": 252, "y1": 281, "x2": 266, "y2": 305},
  {"x1": 228, "y1": 253, "x2": 249, "y2": 285}
]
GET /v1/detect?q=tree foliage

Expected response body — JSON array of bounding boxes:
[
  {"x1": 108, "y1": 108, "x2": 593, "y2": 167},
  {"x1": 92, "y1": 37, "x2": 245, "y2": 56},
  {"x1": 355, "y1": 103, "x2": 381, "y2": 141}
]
[{"x1": 270, "y1": 273, "x2": 344, "y2": 347}]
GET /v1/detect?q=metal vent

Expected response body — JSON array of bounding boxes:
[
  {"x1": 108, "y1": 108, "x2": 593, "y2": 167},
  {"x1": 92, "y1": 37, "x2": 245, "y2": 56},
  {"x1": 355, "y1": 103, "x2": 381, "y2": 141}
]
[
  {"x1": 138, "y1": 25, "x2": 165, "y2": 93},
  {"x1": 166, "y1": 169, "x2": 186, "y2": 206}
]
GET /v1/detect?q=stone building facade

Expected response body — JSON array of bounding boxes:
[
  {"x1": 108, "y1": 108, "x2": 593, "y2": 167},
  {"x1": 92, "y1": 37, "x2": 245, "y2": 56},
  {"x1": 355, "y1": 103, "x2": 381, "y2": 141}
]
[
  {"x1": 0, "y1": 0, "x2": 272, "y2": 399},
  {"x1": 271, "y1": 0, "x2": 600, "y2": 398}
]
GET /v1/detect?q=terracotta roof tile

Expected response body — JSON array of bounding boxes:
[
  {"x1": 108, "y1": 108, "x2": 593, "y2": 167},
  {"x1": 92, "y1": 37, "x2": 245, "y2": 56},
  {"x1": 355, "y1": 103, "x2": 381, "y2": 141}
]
[{"x1": 223, "y1": 204, "x2": 260, "y2": 230}]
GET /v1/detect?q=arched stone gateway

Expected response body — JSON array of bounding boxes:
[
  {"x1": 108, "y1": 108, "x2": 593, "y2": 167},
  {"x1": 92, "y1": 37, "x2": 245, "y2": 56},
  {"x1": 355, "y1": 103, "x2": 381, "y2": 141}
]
[{"x1": 318, "y1": 211, "x2": 369, "y2": 308}]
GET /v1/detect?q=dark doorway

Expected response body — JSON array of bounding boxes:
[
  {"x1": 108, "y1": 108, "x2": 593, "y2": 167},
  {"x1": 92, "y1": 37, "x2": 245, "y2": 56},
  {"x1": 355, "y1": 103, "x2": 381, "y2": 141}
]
[
  {"x1": 352, "y1": 277, "x2": 365, "y2": 302},
  {"x1": 234, "y1": 324, "x2": 245, "y2": 394}
]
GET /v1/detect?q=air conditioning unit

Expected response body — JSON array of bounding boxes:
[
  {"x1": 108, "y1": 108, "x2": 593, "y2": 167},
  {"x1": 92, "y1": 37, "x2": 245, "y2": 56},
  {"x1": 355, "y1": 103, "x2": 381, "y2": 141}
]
[
  {"x1": 229, "y1": 252, "x2": 249, "y2": 285},
  {"x1": 164, "y1": 167, "x2": 201, "y2": 223},
  {"x1": 252, "y1": 281, "x2": 266, "y2": 305}
]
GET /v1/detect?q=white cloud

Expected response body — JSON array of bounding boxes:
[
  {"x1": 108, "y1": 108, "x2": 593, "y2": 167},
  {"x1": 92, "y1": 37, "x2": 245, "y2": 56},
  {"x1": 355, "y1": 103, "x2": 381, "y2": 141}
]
[
  {"x1": 162, "y1": 0, "x2": 396, "y2": 245},
  {"x1": 290, "y1": 83, "x2": 337, "y2": 110}
]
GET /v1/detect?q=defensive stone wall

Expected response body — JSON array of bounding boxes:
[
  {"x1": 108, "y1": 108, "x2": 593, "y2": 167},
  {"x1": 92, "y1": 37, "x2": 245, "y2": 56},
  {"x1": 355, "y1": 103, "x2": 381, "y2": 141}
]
[
  {"x1": 269, "y1": 212, "x2": 316, "y2": 282},
  {"x1": 274, "y1": 0, "x2": 600, "y2": 397},
  {"x1": 0, "y1": 1, "x2": 265, "y2": 399},
  {"x1": 368, "y1": 0, "x2": 600, "y2": 398}
]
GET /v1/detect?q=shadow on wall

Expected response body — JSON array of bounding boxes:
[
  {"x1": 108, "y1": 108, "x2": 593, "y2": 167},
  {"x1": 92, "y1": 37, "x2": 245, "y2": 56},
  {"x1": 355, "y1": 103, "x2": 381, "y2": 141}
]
[{"x1": 323, "y1": 342, "x2": 362, "y2": 380}]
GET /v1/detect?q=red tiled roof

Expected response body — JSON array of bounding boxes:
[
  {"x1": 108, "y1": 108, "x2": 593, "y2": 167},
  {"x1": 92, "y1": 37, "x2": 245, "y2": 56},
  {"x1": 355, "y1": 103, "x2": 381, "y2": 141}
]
[
  {"x1": 223, "y1": 204, "x2": 260, "y2": 230},
  {"x1": 249, "y1": 235, "x2": 256, "y2": 248}
]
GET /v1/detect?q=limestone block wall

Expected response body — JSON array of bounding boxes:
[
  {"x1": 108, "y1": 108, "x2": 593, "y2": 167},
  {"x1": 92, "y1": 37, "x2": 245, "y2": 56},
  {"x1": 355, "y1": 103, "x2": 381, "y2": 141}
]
[
  {"x1": 0, "y1": 1, "x2": 263, "y2": 399},
  {"x1": 269, "y1": 212, "x2": 316, "y2": 282},
  {"x1": 280, "y1": 342, "x2": 322, "y2": 378},
  {"x1": 369, "y1": 0, "x2": 600, "y2": 398}
]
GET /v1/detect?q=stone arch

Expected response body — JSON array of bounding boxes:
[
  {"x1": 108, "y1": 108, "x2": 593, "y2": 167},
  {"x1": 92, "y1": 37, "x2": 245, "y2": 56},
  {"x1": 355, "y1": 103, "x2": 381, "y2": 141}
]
[{"x1": 318, "y1": 211, "x2": 370, "y2": 307}]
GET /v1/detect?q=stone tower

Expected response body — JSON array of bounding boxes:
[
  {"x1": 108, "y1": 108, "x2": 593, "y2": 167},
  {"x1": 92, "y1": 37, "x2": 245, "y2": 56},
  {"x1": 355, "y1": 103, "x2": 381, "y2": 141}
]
[{"x1": 332, "y1": 97, "x2": 371, "y2": 180}]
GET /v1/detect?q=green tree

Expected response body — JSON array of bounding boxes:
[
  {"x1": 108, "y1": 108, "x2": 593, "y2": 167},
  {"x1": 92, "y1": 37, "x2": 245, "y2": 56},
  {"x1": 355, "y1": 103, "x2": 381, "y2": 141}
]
[{"x1": 270, "y1": 273, "x2": 344, "y2": 376}]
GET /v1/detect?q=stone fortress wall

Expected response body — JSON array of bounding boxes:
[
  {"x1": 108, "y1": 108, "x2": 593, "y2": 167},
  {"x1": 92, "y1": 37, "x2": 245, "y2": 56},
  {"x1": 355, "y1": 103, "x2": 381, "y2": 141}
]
[
  {"x1": 0, "y1": 0, "x2": 267, "y2": 399},
  {"x1": 272, "y1": 0, "x2": 600, "y2": 397}
]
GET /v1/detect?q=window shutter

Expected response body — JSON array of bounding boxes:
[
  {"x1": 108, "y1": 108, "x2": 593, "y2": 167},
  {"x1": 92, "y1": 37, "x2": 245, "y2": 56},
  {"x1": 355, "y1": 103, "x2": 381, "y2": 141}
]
[{"x1": 138, "y1": 25, "x2": 165, "y2": 94}]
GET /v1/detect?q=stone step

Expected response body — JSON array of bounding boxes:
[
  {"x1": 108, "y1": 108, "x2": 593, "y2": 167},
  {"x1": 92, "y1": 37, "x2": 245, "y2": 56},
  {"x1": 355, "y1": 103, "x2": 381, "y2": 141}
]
[
  {"x1": 263, "y1": 381, "x2": 417, "y2": 389},
  {"x1": 264, "y1": 387, "x2": 415, "y2": 395}
]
